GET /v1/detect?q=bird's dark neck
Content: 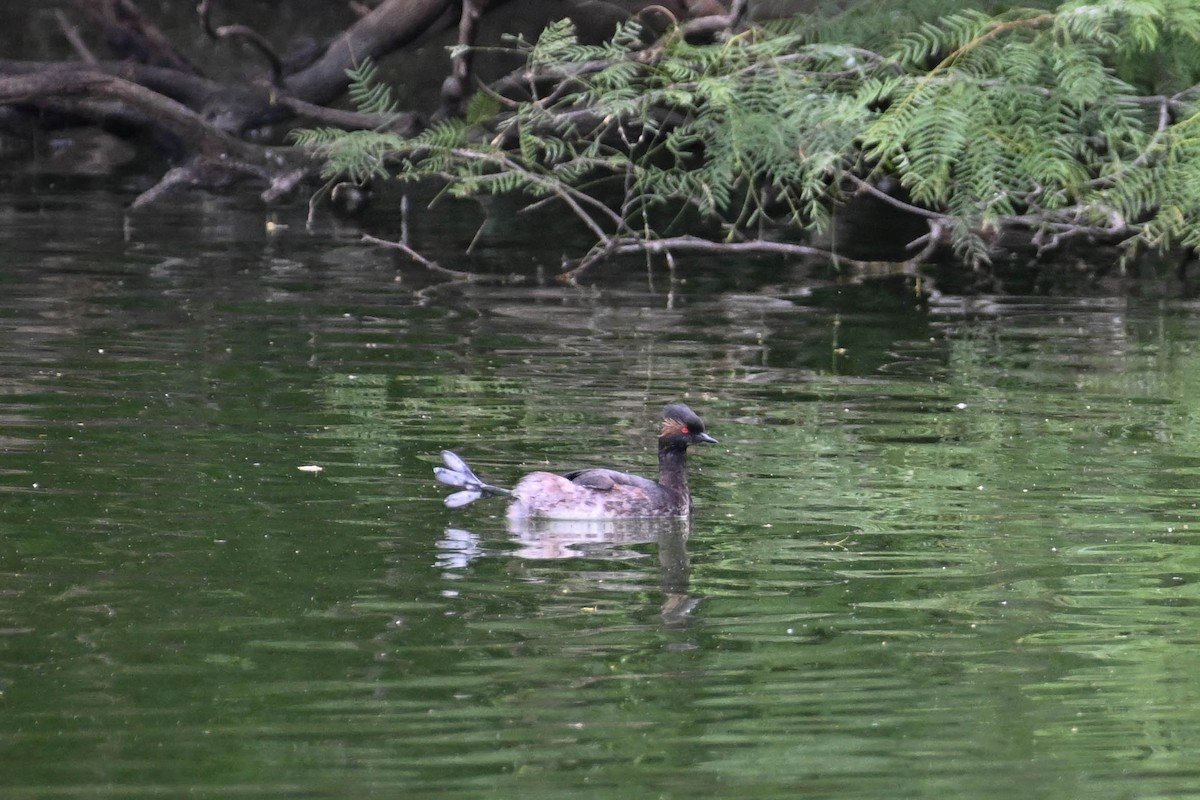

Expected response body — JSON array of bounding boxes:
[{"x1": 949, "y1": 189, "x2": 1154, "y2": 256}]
[{"x1": 657, "y1": 444, "x2": 691, "y2": 511}]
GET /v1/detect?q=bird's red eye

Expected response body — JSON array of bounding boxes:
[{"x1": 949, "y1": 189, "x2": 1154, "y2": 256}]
[{"x1": 680, "y1": 426, "x2": 689, "y2": 433}]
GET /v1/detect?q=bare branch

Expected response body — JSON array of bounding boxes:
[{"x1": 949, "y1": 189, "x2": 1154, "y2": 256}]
[
  {"x1": 0, "y1": 67, "x2": 232, "y2": 152},
  {"x1": 278, "y1": 94, "x2": 422, "y2": 134},
  {"x1": 438, "y1": 0, "x2": 484, "y2": 119},
  {"x1": 55, "y1": 10, "x2": 98, "y2": 64},
  {"x1": 284, "y1": 0, "x2": 459, "y2": 105},
  {"x1": 677, "y1": 0, "x2": 749, "y2": 39},
  {"x1": 558, "y1": 233, "x2": 896, "y2": 284},
  {"x1": 198, "y1": 0, "x2": 285, "y2": 87},
  {"x1": 846, "y1": 173, "x2": 951, "y2": 222},
  {"x1": 362, "y1": 232, "x2": 524, "y2": 283},
  {"x1": 75, "y1": 0, "x2": 201, "y2": 74}
]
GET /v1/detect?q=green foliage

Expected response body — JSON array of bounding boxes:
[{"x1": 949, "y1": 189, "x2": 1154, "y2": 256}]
[
  {"x1": 345, "y1": 60, "x2": 399, "y2": 116},
  {"x1": 298, "y1": 1, "x2": 1200, "y2": 270},
  {"x1": 289, "y1": 61, "x2": 409, "y2": 183},
  {"x1": 291, "y1": 127, "x2": 408, "y2": 183}
]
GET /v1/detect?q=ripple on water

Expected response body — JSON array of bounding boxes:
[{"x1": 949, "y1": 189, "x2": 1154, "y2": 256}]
[{"x1": 3, "y1": 194, "x2": 1200, "y2": 798}]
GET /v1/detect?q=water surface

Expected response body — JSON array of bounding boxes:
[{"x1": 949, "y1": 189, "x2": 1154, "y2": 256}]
[{"x1": 1, "y1": 187, "x2": 1199, "y2": 798}]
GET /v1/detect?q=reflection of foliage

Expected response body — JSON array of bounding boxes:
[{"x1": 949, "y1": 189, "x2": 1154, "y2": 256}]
[{"x1": 297, "y1": 2, "x2": 1200, "y2": 281}]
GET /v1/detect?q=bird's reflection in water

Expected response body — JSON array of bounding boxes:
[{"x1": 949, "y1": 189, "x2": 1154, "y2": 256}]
[{"x1": 437, "y1": 517, "x2": 697, "y2": 625}]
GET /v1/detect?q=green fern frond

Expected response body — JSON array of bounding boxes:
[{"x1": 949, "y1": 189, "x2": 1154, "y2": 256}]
[
  {"x1": 289, "y1": 127, "x2": 347, "y2": 149},
  {"x1": 894, "y1": 9, "x2": 993, "y2": 68},
  {"x1": 298, "y1": 1, "x2": 1200, "y2": 270},
  {"x1": 345, "y1": 59, "x2": 398, "y2": 116},
  {"x1": 300, "y1": 130, "x2": 407, "y2": 182},
  {"x1": 465, "y1": 90, "x2": 501, "y2": 125},
  {"x1": 529, "y1": 18, "x2": 589, "y2": 66},
  {"x1": 411, "y1": 119, "x2": 471, "y2": 150}
]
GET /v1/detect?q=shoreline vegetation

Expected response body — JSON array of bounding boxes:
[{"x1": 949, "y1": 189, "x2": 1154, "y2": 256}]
[{"x1": 6, "y1": 1, "x2": 1200, "y2": 288}]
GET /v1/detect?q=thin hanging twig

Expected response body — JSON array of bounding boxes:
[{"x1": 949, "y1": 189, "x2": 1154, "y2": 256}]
[
  {"x1": 361, "y1": 233, "x2": 524, "y2": 284},
  {"x1": 198, "y1": 0, "x2": 286, "y2": 87}
]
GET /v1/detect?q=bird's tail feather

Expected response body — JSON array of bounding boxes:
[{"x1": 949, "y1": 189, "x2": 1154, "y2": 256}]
[{"x1": 434, "y1": 450, "x2": 513, "y2": 508}]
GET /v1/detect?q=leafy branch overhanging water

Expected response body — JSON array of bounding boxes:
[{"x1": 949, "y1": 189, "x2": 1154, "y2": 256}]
[{"x1": 295, "y1": 1, "x2": 1200, "y2": 282}]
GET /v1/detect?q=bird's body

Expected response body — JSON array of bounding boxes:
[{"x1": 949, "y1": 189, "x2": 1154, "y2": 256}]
[{"x1": 435, "y1": 403, "x2": 717, "y2": 520}]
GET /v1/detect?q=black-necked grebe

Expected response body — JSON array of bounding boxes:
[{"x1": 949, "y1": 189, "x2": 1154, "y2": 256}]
[{"x1": 435, "y1": 403, "x2": 717, "y2": 519}]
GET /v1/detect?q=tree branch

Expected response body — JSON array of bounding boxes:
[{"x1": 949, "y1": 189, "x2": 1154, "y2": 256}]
[
  {"x1": 0, "y1": 67, "x2": 269, "y2": 153},
  {"x1": 75, "y1": 0, "x2": 201, "y2": 74},
  {"x1": 558, "y1": 234, "x2": 896, "y2": 284},
  {"x1": 845, "y1": 173, "x2": 952, "y2": 222},
  {"x1": 198, "y1": 0, "x2": 285, "y2": 87},
  {"x1": 55, "y1": 10, "x2": 99, "y2": 64},
  {"x1": 362, "y1": 232, "x2": 524, "y2": 283},
  {"x1": 283, "y1": 0, "x2": 459, "y2": 105}
]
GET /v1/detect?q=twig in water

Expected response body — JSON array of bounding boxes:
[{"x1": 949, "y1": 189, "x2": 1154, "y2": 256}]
[
  {"x1": 558, "y1": 234, "x2": 891, "y2": 284},
  {"x1": 361, "y1": 232, "x2": 523, "y2": 284}
]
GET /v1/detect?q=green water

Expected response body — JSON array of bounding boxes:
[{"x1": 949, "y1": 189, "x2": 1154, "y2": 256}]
[{"x1": 2, "y1": 189, "x2": 1199, "y2": 798}]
